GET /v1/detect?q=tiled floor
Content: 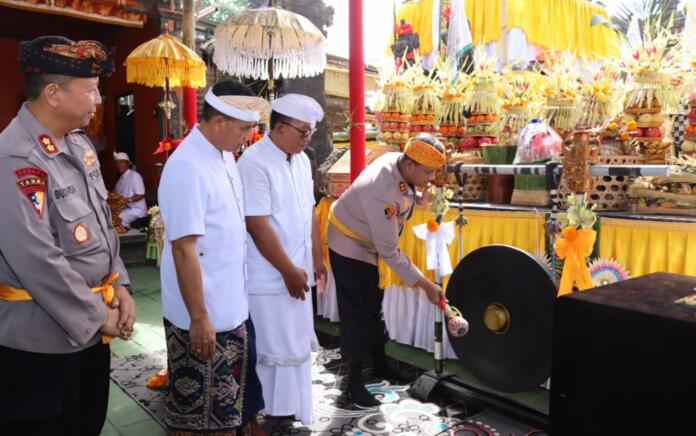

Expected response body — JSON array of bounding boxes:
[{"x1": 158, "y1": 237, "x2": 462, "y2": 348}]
[{"x1": 103, "y1": 267, "x2": 166, "y2": 436}]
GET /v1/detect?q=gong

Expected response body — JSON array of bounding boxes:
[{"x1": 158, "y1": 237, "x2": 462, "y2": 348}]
[{"x1": 446, "y1": 245, "x2": 558, "y2": 393}]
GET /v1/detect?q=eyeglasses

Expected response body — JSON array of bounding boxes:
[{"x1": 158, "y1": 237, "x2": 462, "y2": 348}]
[{"x1": 279, "y1": 121, "x2": 316, "y2": 139}]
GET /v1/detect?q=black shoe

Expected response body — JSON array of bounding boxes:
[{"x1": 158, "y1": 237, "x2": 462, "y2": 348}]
[
  {"x1": 348, "y1": 363, "x2": 380, "y2": 408},
  {"x1": 373, "y1": 361, "x2": 415, "y2": 383},
  {"x1": 372, "y1": 346, "x2": 415, "y2": 382}
]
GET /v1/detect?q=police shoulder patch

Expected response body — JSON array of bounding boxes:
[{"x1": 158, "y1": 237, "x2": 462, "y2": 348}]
[
  {"x1": 14, "y1": 167, "x2": 47, "y2": 180},
  {"x1": 15, "y1": 168, "x2": 48, "y2": 219}
]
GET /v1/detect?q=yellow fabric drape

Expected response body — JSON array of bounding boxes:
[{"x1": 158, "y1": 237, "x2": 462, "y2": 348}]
[
  {"x1": 316, "y1": 197, "x2": 334, "y2": 269},
  {"x1": 391, "y1": 0, "x2": 435, "y2": 56},
  {"x1": 390, "y1": 0, "x2": 617, "y2": 59},
  {"x1": 465, "y1": 0, "x2": 502, "y2": 45},
  {"x1": 449, "y1": 0, "x2": 619, "y2": 58},
  {"x1": 316, "y1": 198, "x2": 545, "y2": 291},
  {"x1": 505, "y1": 0, "x2": 618, "y2": 59},
  {"x1": 598, "y1": 218, "x2": 696, "y2": 277}
]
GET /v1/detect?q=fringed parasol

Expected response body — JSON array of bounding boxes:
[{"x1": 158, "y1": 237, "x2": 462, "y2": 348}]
[
  {"x1": 125, "y1": 33, "x2": 206, "y2": 150},
  {"x1": 125, "y1": 33, "x2": 206, "y2": 89},
  {"x1": 212, "y1": 7, "x2": 326, "y2": 95}
]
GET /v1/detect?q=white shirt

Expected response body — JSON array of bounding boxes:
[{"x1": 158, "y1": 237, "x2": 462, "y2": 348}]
[
  {"x1": 114, "y1": 168, "x2": 147, "y2": 218},
  {"x1": 158, "y1": 126, "x2": 248, "y2": 331},
  {"x1": 238, "y1": 135, "x2": 316, "y2": 295}
]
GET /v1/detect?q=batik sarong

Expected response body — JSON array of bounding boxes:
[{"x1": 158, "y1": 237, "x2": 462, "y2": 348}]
[{"x1": 164, "y1": 318, "x2": 264, "y2": 434}]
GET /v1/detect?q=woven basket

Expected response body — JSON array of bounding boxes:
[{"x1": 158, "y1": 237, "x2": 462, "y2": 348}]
[
  {"x1": 437, "y1": 151, "x2": 486, "y2": 201},
  {"x1": 511, "y1": 189, "x2": 551, "y2": 206},
  {"x1": 107, "y1": 192, "x2": 128, "y2": 234},
  {"x1": 559, "y1": 155, "x2": 644, "y2": 210}
]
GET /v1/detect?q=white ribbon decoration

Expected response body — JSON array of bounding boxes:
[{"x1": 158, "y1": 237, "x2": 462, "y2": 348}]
[{"x1": 412, "y1": 221, "x2": 456, "y2": 277}]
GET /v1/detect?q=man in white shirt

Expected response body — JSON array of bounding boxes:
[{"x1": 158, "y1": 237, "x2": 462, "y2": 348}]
[
  {"x1": 113, "y1": 152, "x2": 147, "y2": 228},
  {"x1": 158, "y1": 80, "x2": 270, "y2": 436},
  {"x1": 238, "y1": 94, "x2": 327, "y2": 424}
]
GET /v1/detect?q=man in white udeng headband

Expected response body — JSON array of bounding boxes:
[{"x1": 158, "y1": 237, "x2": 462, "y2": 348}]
[
  {"x1": 238, "y1": 94, "x2": 326, "y2": 424},
  {"x1": 158, "y1": 80, "x2": 269, "y2": 436}
]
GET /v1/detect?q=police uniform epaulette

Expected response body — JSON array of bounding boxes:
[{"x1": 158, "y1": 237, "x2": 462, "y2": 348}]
[
  {"x1": 68, "y1": 129, "x2": 88, "y2": 143},
  {"x1": 0, "y1": 122, "x2": 35, "y2": 159}
]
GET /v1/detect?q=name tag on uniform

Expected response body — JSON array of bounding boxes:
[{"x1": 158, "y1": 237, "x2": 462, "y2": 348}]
[
  {"x1": 87, "y1": 167, "x2": 102, "y2": 181},
  {"x1": 54, "y1": 184, "x2": 76, "y2": 200}
]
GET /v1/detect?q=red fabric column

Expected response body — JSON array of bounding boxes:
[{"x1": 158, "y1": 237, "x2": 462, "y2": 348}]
[
  {"x1": 183, "y1": 86, "x2": 198, "y2": 133},
  {"x1": 349, "y1": 0, "x2": 366, "y2": 182}
]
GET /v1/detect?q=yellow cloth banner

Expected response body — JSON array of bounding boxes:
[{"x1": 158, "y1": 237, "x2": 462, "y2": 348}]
[
  {"x1": 393, "y1": 0, "x2": 436, "y2": 56},
  {"x1": 317, "y1": 198, "x2": 546, "y2": 290},
  {"x1": 319, "y1": 197, "x2": 696, "y2": 294},
  {"x1": 506, "y1": 0, "x2": 619, "y2": 59},
  {"x1": 598, "y1": 218, "x2": 696, "y2": 277},
  {"x1": 392, "y1": 0, "x2": 618, "y2": 58},
  {"x1": 465, "y1": 0, "x2": 502, "y2": 45}
]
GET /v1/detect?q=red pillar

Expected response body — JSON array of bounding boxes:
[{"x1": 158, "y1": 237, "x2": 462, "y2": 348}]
[
  {"x1": 349, "y1": 0, "x2": 366, "y2": 182},
  {"x1": 183, "y1": 86, "x2": 198, "y2": 134}
]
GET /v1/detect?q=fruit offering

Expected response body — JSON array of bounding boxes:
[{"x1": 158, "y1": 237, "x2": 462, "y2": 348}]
[
  {"x1": 462, "y1": 48, "x2": 501, "y2": 151},
  {"x1": 374, "y1": 79, "x2": 414, "y2": 149},
  {"x1": 409, "y1": 112, "x2": 438, "y2": 137},
  {"x1": 409, "y1": 81, "x2": 441, "y2": 146},
  {"x1": 466, "y1": 113, "x2": 498, "y2": 136},
  {"x1": 513, "y1": 119, "x2": 562, "y2": 164},
  {"x1": 619, "y1": 21, "x2": 681, "y2": 162},
  {"x1": 681, "y1": 92, "x2": 696, "y2": 157},
  {"x1": 622, "y1": 103, "x2": 671, "y2": 163},
  {"x1": 439, "y1": 91, "x2": 467, "y2": 148},
  {"x1": 377, "y1": 111, "x2": 411, "y2": 148}
]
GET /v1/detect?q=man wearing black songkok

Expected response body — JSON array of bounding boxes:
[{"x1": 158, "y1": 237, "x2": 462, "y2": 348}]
[{"x1": 0, "y1": 36, "x2": 135, "y2": 436}]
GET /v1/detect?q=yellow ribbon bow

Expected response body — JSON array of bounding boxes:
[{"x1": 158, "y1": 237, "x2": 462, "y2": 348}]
[
  {"x1": 92, "y1": 272, "x2": 120, "y2": 344},
  {"x1": 554, "y1": 226, "x2": 596, "y2": 296}
]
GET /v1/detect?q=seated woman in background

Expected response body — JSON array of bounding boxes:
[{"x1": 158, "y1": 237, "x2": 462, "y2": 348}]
[{"x1": 114, "y1": 152, "x2": 147, "y2": 229}]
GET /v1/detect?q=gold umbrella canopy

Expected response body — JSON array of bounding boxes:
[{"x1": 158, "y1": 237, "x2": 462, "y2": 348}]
[
  {"x1": 125, "y1": 33, "x2": 206, "y2": 88},
  {"x1": 212, "y1": 7, "x2": 326, "y2": 81}
]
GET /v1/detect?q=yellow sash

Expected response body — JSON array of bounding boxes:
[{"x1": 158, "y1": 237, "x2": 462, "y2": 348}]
[
  {"x1": 0, "y1": 272, "x2": 120, "y2": 344},
  {"x1": 328, "y1": 202, "x2": 372, "y2": 245}
]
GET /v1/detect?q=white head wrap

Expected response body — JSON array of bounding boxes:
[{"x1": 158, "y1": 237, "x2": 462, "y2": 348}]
[
  {"x1": 113, "y1": 151, "x2": 130, "y2": 162},
  {"x1": 271, "y1": 94, "x2": 324, "y2": 128},
  {"x1": 204, "y1": 88, "x2": 270, "y2": 123}
]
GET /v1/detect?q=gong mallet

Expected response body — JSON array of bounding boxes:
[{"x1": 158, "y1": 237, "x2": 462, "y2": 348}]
[{"x1": 433, "y1": 276, "x2": 469, "y2": 374}]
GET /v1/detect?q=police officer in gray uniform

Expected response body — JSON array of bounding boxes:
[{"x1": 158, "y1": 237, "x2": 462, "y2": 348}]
[{"x1": 0, "y1": 36, "x2": 136, "y2": 436}]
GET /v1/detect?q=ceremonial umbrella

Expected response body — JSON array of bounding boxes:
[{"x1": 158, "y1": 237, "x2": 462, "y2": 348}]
[
  {"x1": 212, "y1": 7, "x2": 326, "y2": 98},
  {"x1": 125, "y1": 33, "x2": 206, "y2": 141}
]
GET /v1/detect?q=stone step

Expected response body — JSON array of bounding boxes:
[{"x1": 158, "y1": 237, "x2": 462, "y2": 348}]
[{"x1": 118, "y1": 231, "x2": 153, "y2": 268}]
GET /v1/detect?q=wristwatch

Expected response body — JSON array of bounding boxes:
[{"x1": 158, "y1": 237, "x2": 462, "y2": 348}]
[{"x1": 122, "y1": 284, "x2": 133, "y2": 295}]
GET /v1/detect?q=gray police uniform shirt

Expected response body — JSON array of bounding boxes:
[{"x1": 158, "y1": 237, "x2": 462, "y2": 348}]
[
  {"x1": 327, "y1": 152, "x2": 424, "y2": 286},
  {"x1": 0, "y1": 104, "x2": 129, "y2": 353}
]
